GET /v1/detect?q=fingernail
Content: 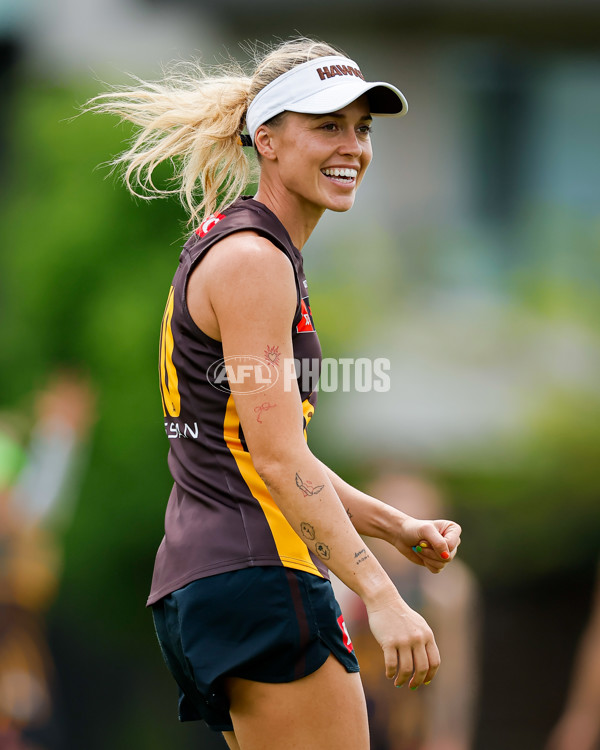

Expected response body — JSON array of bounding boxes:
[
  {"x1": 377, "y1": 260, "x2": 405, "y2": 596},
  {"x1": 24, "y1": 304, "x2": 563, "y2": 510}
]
[
  {"x1": 424, "y1": 681, "x2": 431, "y2": 685},
  {"x1": 412, "y1": 545, "x2": 422, "y2": 553},
  {"x1": 395, "y1": 683, "x2": 403, "y2": 688},
  {"x1": 441, "y1": 551, "x2": 449, "y2": 560},
  {"x1": 410, "y1": 685, "x2": 418, "y2": 691}
]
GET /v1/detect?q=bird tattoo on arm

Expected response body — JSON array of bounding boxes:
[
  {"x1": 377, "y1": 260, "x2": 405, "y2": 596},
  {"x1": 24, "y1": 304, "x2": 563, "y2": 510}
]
[{"x1": 295, "y1": 472, "x2": 325, "y2": 497}]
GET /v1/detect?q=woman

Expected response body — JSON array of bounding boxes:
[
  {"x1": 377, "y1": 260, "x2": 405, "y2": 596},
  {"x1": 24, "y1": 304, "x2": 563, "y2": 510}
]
[{"x1": 90, "y1": 38, "x2": 462, "y2": 750}]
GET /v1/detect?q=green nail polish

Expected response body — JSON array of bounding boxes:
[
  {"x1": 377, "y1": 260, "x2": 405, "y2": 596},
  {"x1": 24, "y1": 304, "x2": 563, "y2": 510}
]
[
  {"x1": 410, "y1": 685, "x2": 418, "y2": 691},
  {"x1": 415, "y1": 545, "x2": 422, "y2": 553},
  {"x1": 395, "y1": 683, "x2": 403, "y2": 688}
]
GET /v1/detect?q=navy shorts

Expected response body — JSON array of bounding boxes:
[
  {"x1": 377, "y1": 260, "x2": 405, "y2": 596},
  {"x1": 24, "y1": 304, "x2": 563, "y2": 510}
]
[{"x1": 151, "y1": 566, "x2": 360, "y2": 732}]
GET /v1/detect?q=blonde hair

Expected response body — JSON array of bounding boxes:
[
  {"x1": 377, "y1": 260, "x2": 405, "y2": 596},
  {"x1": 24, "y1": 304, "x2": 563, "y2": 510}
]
[{"x1": 87, "y1": 38, "x2": 343, "y2": 226}]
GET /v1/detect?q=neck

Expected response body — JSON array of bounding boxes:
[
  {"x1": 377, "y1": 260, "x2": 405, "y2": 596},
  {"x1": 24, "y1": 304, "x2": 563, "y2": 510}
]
[{"x1": 254, "y1": 180, "x2": 325, "y2": 251}]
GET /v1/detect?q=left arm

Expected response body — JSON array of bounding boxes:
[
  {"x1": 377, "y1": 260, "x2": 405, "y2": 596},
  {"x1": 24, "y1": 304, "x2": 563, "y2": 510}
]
[{"x1": 319, "y1": 461, "x2": 462, "y2": 574}]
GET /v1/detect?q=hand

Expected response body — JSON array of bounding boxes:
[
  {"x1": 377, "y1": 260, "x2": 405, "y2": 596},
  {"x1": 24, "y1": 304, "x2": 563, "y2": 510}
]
[
  {"x1": 392, "y1": 516, "x2": 462, "y2": 574},
  {"x1": 366, "y1": 593, "x2": 440, "y2": 688},
  {"x1": 545, "y1": 713, "x2": 600, "y2": 750}
]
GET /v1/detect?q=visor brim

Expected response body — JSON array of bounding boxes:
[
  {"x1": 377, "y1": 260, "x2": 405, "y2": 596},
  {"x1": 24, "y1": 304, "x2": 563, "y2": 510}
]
[{"x1": 286, "y1": 81, "x2": 407, "y2": 118}]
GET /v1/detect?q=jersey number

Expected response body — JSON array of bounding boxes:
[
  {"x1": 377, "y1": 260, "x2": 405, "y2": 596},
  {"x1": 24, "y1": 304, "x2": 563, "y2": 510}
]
[{"x1": 159, "y1": 286, "x2": 181, "y2": 417}]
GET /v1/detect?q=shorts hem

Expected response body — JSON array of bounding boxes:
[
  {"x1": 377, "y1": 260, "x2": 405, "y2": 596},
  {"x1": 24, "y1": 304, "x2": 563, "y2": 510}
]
[{"x1": 152, "y1": 566, "x2": 359, "y2": 732}]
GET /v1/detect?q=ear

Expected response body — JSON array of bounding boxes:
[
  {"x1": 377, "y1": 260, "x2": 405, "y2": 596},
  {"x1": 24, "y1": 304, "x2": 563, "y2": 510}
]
[{"x1": 254, "y1": 126, "x2": 277, "y2": 161}]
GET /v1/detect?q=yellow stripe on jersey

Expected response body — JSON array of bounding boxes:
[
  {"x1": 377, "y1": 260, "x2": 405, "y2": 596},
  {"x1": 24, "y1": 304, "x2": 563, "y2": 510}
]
[
  {"x1": 302, "y1": 398, "x2": 315, "y2": 440},
  {"x1": 159, "y1": 286, "x2": 181, "y2": 417},
  {"x1": 223, "y1": 394, "x2": 323, "y2": 578}
]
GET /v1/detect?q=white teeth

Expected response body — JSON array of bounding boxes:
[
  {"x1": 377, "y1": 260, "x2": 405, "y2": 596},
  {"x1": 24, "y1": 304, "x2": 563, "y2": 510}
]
[{"x1": 322, "y1": 168, "x2": 358, "y2": 179}]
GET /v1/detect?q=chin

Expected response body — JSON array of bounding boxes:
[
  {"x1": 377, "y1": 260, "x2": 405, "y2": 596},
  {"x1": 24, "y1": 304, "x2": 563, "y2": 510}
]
[
  {"x1": 318, "y1": 189, "x2": 357, "y2": 214},
  {"x1": 327, "y1": 198, "x2": 356, "y2": 213}
]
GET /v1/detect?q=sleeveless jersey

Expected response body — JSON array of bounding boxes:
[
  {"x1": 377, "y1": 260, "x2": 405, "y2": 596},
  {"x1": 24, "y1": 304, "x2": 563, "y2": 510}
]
[{"x1": 147, "y1": 197, "x2": 325, "y2": 606}]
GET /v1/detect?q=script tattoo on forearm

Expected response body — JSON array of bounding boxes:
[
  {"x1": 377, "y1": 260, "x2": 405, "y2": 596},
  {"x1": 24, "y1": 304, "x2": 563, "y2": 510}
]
[
  {"x1": 300, "y1": 522, "x2": 316, "y2": 540},
  {"x1": 295, "y1": 472, "x2": 325, "y2": 497},
  {"x1": 315, "y1": 541, "x2": 331, "y2": 560},
  {"x1": 354, "y1": 547, "x2": 370, "y2": 565}
]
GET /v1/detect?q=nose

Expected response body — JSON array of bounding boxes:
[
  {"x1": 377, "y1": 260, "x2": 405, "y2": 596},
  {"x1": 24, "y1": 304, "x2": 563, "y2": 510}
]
[{"x1": 337, "y1": 128, "x2": 362, "y2": 157}]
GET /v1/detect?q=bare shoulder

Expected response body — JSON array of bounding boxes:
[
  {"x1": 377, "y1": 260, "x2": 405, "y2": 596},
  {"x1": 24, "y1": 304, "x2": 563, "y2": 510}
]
[
  {"x1": 198, "y1": 231, "x2": 294, "y2": 285},
  {"x1": 187, "y1": 230, "x2": 297, "y2": 339}
]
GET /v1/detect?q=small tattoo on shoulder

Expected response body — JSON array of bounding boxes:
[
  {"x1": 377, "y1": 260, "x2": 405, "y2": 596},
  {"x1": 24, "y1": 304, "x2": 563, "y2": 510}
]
[
  {"x1": 300, "y1": 522, "x2": 315, "y2": 540},
  {"x1": 264, "y1": 344, "x2": 281, "y2": 367},
  {"x1": 315, "y1": 542, "x2": 330, "y2": 560},
  {"x1": 295, "y1": 472, "x2": 325, "y2": 497}
]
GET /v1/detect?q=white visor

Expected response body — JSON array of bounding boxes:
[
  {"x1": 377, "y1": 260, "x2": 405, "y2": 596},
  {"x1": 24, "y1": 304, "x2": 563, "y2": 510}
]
[{"x1": 245, "y1": 55, "x2": 408, "y2": 144}]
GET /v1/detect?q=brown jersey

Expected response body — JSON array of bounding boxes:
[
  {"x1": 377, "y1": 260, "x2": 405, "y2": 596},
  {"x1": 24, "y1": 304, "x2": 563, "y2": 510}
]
[{"x1": 147, "y1": 198, "x2": 325, "y2": 605}]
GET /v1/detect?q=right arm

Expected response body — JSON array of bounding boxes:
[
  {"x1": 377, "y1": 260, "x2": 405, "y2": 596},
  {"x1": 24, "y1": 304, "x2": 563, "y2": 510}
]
[
  {"x1": 318, "y1": 460, "x2": 461, "y2": 574},
  {"x1": 188, "y1": 233, "x2": 440, "y2": 688}
]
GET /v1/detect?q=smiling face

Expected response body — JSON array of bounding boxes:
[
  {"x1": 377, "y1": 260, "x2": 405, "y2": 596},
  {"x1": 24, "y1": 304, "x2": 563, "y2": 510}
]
[{"x1": 255, "y1": 95, "x2": 374, "y2": 223}]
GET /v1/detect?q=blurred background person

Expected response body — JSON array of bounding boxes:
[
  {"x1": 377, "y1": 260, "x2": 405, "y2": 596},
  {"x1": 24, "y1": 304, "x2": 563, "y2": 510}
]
[
  {"x1": 545, "y1": 559, "x2": 600, "y2": 750},
  {"x1": 333, "y1": 471, "x2": 480, "y2": 750},
  {"x1": 0, "y1": 371, "x2": 95, "y2": 750}
]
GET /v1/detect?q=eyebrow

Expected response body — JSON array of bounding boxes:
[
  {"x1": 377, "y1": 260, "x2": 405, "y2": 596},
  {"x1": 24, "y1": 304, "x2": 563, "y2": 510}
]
[{"x1": 307, "y1": 112, "x2": 373, "y2": 122}]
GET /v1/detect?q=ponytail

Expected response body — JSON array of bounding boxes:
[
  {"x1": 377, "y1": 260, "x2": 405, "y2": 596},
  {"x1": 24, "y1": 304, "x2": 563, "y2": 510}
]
[
  {"x1": 88, "y1": 38, "x2": 342, "y2": 225},
  {"x1": 87, "y1": 63, "x2": 253, "y2": 225}
]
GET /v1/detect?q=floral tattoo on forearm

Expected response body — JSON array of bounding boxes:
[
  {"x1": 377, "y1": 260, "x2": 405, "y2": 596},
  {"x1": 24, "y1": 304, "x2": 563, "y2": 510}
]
[{"x1": 315, "y1": 541, "x2": 330, "y2": 560}]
